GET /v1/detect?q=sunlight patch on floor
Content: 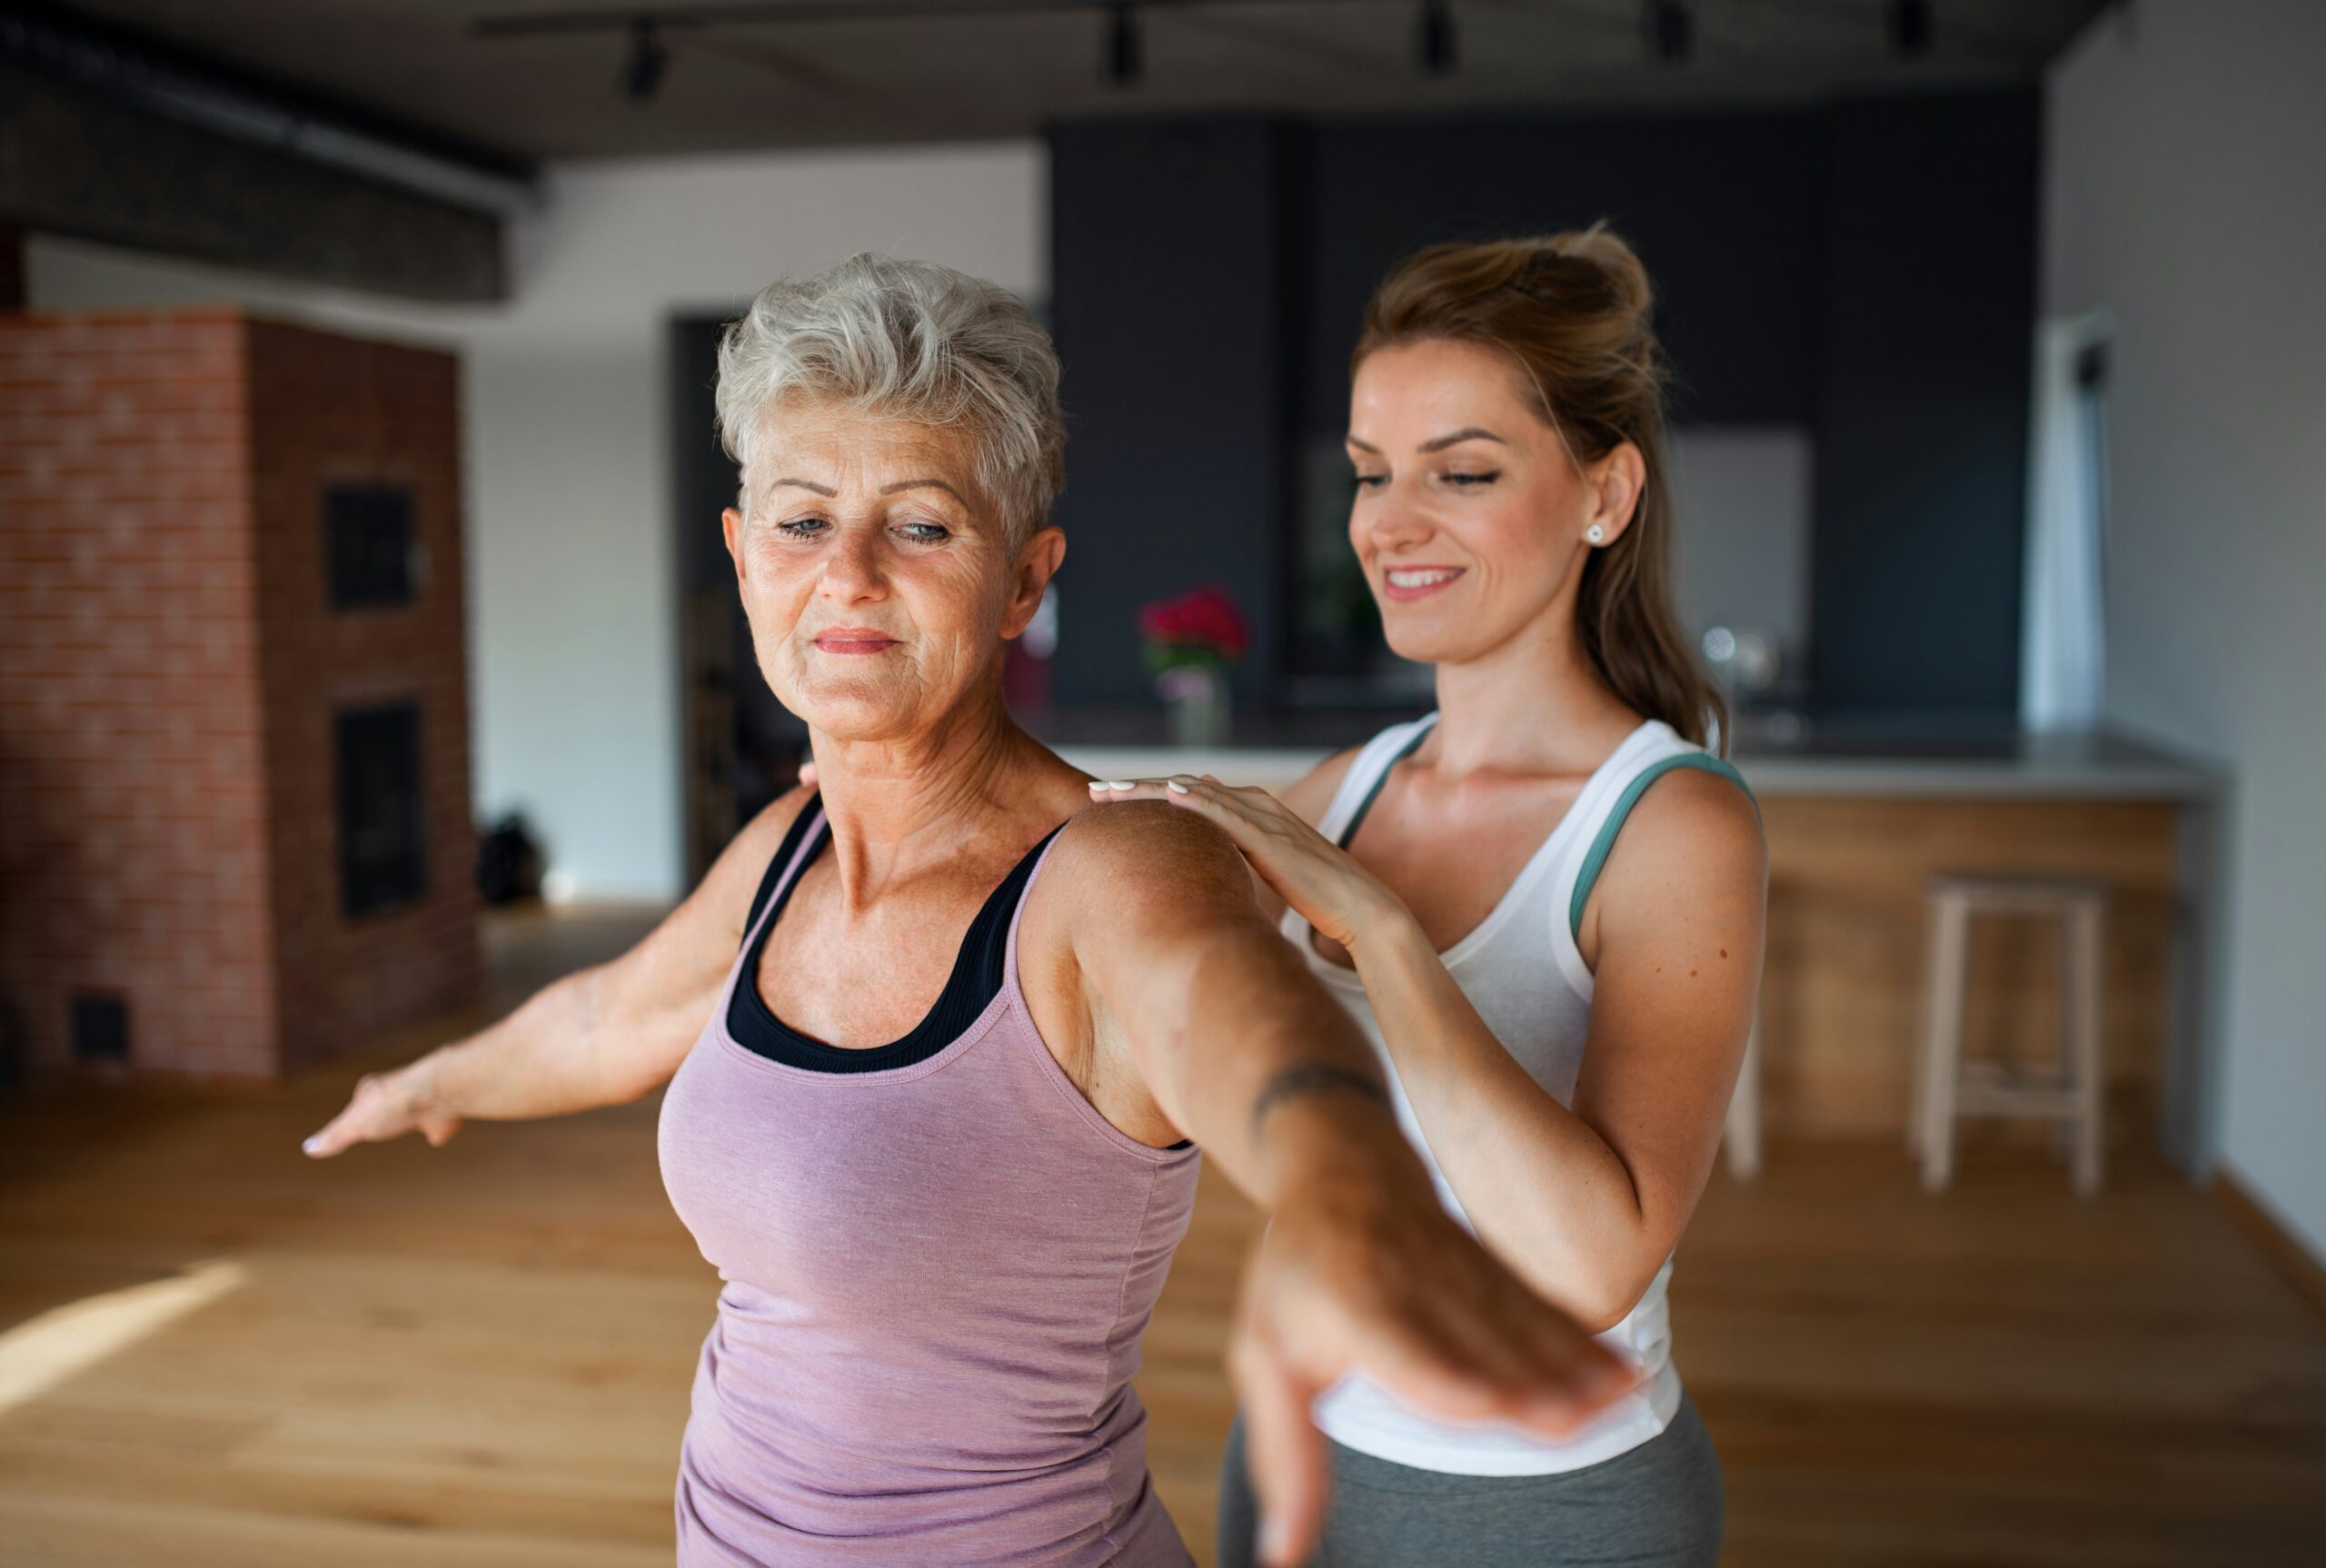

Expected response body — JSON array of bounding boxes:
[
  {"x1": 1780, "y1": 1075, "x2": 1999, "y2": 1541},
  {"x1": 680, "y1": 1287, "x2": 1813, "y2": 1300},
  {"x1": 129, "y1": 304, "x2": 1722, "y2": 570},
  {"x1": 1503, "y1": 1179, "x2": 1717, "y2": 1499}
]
[{"x1": 0, "y1": 1259, "x2": 248, "y2": 1413}]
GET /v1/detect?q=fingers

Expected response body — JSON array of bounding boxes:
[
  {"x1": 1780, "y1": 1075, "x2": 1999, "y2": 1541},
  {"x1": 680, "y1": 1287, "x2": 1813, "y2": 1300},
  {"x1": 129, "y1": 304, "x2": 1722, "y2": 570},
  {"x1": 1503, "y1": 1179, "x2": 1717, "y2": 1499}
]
[
  {"x1": 1278, "y1": 1211, "x2": 1639, "y2": 1444},
  {"x1": 301, "y1": 1098, "x2": 367, "y2": 1159},
  {"x1": 1514, "y1": 1335, "x2": 1639, "y2": 1436},
  {"x1": 1087, "y1": 773, "x2": 1219, "y2": 803},
  {"x1": 1357, "y1": 1286, "x2": 1639, "y2": 1441},
  {"x1": 1085, "y1": 773, "x2": 1257, "y2": 801},
  {"x1": 302, "y1": 1074, "x2": 419, "y2": 1158},
  {"x1": 1340, "y1": 1307, "x2": 1535, "y2": 1428},
  {"x1": 1232, "y1": 1331, "x2": 1330, "y2": 1568},
  {"x1": 1087, "y1": 774, "x2": 1285, "y2": 835}
]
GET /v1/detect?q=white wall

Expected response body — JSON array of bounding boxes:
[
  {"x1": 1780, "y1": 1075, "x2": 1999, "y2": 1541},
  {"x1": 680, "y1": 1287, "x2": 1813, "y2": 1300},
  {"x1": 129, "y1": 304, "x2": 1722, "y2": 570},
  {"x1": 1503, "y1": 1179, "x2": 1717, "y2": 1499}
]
[
  {"x1": 29, "y1": 142, "x2": 1046, "y2": 901},
  {"x1": 2044, "y1": 1, "x2": 2326, "y2": 1255}
]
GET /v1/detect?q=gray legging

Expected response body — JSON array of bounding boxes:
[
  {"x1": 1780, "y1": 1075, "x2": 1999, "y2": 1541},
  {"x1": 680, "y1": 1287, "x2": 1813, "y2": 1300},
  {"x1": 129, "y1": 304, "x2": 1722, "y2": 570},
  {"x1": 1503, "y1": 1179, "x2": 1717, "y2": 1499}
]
[{"x1": 1217, "y1": 1396, "x2": 1723, "y2": 1568}]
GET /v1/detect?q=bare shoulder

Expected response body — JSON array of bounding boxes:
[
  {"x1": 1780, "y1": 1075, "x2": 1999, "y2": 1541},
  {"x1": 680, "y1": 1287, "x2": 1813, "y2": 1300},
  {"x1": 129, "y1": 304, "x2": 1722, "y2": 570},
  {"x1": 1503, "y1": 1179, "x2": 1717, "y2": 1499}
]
[
  {"x1": 1601, "y1": 765, "x2": 1767, "y2": 904},
  {"x1": 1017, "y1": 799, "x2": 1269, "y2": 1107},
  {"x1": 1277, "y1": 746, "x2": 1366, "y2": 828},
  {"x1": 1045, "y1": 798, "x2": 1256, "y2": 915}
]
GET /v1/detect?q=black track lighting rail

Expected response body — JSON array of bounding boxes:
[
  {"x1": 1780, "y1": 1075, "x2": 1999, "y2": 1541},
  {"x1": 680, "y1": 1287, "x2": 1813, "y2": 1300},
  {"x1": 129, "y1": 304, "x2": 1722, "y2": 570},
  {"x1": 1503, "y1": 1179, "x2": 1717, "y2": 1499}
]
[{"x1": 475, "y1": 0, "x2": 1371, "y2": 39}]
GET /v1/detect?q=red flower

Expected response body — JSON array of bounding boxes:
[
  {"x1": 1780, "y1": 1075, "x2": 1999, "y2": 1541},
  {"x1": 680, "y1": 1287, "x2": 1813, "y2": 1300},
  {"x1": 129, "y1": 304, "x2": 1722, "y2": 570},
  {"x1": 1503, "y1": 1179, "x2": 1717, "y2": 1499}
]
[{"x1": 1138, "y1": 584, "x2": 1248, "y2": 660}]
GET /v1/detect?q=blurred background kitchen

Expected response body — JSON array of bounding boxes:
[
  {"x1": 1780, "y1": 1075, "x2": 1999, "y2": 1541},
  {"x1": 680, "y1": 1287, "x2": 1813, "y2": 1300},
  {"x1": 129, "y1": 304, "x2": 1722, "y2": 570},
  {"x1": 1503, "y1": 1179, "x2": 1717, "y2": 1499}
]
[{"x1": 1, "y1": 1, "x2": 2321, "y2": 1563}]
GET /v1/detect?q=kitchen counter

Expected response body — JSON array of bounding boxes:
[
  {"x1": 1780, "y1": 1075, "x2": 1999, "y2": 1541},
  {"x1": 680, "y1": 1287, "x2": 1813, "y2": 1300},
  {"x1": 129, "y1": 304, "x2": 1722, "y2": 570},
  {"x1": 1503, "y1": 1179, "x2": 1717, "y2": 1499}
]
[
  {"x1": 1034, "y1": 706, "x2": 2226, "y2": 1176},
  {"x1": 1039, "y1": 708, "x2": 2226, "y2": 802}
]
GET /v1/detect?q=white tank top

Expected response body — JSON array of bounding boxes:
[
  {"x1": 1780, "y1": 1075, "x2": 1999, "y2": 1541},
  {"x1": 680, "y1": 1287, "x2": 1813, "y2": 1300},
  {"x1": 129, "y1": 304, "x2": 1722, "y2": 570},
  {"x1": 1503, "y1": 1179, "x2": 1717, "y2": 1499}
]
[{"x1": 1291, "y1": 710, "x2": 1749, "y2": 1475}]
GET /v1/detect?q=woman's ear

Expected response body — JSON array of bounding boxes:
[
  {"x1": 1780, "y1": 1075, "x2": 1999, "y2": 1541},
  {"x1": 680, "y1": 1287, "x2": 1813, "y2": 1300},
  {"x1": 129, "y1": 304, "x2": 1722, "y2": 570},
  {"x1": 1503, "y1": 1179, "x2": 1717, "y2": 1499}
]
[
  {"x1": 1585, "y1": 442, "x2": 1647, "y2": 547},
  {"x1": 721, "y1": 505, "x2": 749, "y2": 582},
  {"x1": 1002, "y1": 526, "x2": 1068, "y2": 639}
]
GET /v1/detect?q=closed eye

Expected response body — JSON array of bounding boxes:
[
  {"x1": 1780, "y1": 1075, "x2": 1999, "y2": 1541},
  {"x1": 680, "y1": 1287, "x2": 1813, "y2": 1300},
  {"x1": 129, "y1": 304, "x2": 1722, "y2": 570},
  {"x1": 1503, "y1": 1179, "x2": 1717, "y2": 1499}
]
[
  {"x1": 1443, "y1": 470, "x2": 1501, "y2": 488},
  {"x1": 1353, "y1": 472, "x2": 1388, "y2": 490}
]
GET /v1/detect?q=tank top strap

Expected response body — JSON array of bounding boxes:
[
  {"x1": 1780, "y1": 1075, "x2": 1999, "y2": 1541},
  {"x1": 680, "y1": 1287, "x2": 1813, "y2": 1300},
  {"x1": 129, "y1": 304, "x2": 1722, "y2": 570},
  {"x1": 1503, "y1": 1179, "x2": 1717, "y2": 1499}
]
[
  {"x1": 1543, "y1": 727, "x2": 1758, "y2": 995},
  {"x1": 1319, "y1": 712, "x2": 1442, "y2": 849},
  {"x1": 999, "y1": 817, "x2": 1079, "y2": 1016},
  {"x1": 741, "y1": 798, "x2": 830, "y2": 954}
]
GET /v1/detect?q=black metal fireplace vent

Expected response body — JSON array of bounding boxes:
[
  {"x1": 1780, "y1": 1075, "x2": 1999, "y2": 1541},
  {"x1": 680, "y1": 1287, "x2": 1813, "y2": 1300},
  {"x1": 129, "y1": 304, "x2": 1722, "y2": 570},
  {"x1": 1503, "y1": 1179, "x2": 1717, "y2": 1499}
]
[{"x1": 335, "y1": 702, "x2": 427, "y2": 918}]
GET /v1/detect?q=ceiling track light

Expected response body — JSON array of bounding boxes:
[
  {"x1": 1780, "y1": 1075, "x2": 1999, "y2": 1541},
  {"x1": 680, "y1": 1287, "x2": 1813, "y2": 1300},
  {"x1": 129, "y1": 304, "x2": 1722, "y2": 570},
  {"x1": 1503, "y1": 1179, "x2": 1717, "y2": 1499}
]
[
  {"x1": 1645, "y1": 0, "x2": 1690, "y2": 65},
  {"x1": 1416, "y1": 0, "x2": 1456, "y2": 77},
  {"x1": 1889, "y1": 0, "x2": 1933, "y2": 58},
  {"x1": 621, "y1": 17, "x2": 667, "y2": 102},
  {"x1": 1106, "y1": 3, "x2": 1140, "y2": 86}
]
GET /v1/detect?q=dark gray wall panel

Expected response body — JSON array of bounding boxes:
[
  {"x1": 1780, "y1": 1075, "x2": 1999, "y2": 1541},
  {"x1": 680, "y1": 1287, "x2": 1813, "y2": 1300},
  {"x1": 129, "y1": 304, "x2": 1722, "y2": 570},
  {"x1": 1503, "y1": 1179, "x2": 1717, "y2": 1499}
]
[
  {"x1": 1297, "y1": 110, "x2": 1826, "y2": 434},
  {"x1": 1048, "y1": 119, "x2": 1292, "y2": 706},
  {"x1": 1808, "y1": 89, "x2": 2040, "y2": 713}
]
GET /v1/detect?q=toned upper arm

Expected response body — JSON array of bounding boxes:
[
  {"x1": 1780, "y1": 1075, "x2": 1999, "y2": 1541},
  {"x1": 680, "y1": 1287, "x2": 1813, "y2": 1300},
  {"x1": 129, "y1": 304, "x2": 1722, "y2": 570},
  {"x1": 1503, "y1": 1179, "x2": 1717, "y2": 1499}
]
[
  {"x1": 591, "y1": 786, "x2": 817, "y2": 1100},
  {"x1": 1038, "y1": 799, "x2": 1304, "y2": 1144},
  {"x1": 1571, "y1": 769, "x2": 1766, "y2": 1245}
]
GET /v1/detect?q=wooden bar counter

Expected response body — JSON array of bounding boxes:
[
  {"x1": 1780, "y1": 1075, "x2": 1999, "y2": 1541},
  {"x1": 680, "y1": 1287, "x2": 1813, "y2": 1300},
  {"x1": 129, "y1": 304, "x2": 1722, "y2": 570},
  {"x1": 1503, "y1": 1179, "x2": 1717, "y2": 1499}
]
[{"x1": 1049, "y1": 715, "x2": 2228, "y2": 1175}]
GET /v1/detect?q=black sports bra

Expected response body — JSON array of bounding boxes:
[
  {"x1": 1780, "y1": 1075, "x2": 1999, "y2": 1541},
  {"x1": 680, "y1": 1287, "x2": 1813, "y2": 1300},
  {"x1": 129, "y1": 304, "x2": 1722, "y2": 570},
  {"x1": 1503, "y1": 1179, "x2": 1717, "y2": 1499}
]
[{"x1": 728, "y1": 800, "x2": 1061, "y2": 1075}]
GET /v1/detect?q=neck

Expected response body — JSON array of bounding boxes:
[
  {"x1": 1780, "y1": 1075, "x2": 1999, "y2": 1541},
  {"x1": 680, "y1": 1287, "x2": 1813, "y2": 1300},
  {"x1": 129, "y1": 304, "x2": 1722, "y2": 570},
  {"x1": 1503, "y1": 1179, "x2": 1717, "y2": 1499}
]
[
  {"x1": 1427, "y1": 581, "x2": 1636, "y2": 778},
  {"x1": 807, "y1": 675, "x2": 1039, "y2": 900}
]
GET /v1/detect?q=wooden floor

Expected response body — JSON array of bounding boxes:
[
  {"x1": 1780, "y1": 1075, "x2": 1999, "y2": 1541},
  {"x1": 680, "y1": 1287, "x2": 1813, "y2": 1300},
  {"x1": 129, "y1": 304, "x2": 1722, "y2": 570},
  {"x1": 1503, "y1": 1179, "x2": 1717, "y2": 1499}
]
[{"x1": 1, "y1": 905, "x2": 2321, "y2": 1567}]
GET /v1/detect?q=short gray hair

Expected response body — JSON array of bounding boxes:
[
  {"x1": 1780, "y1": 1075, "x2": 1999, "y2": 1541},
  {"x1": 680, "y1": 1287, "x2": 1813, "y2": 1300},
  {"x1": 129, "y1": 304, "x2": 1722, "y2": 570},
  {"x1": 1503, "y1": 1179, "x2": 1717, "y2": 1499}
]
[{"x1": 715, "y1": 253, "x2": 1067, "y2": 543}]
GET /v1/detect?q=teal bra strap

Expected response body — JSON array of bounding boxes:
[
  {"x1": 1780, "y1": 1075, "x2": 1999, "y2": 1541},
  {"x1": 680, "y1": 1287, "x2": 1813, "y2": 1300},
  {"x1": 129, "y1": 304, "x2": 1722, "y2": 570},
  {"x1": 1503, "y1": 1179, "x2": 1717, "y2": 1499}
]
[
  {"x1": 1567, "y1": 753, "x2": 1758, "y2": 941},
  {"x1": 1335, "y1": 719, "x2": 1436, "y2": 850}
]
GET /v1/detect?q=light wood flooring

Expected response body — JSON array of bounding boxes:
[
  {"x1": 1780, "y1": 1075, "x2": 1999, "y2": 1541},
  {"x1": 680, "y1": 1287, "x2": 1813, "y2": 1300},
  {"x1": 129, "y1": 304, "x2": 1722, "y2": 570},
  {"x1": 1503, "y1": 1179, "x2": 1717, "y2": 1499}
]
[{"x1": 1, "y1": 904, "x2": 2320, "y2": 1566}]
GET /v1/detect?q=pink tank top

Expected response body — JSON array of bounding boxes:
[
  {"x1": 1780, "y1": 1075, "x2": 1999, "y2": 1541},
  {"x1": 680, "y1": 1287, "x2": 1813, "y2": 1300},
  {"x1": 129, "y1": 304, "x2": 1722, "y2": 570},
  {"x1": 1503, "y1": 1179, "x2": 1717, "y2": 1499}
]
[{"x1": 657, "y1": 803, "x2": 1201, "y2": 1567}]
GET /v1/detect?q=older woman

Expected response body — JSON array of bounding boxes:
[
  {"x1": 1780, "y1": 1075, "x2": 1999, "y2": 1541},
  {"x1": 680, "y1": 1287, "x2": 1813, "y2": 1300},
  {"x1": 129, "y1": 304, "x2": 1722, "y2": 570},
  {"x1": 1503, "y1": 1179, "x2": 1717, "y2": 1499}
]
[{"x1": 303, "y1": 254, "x2": 1627, "y2": 1568}]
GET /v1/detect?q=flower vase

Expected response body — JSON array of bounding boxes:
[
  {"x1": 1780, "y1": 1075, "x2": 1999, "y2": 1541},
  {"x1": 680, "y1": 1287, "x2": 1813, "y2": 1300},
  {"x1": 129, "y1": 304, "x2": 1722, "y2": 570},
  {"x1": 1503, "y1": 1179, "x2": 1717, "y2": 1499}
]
[{"x1": 1157, "y1": 663, "x2": 1230, "y2": 748}]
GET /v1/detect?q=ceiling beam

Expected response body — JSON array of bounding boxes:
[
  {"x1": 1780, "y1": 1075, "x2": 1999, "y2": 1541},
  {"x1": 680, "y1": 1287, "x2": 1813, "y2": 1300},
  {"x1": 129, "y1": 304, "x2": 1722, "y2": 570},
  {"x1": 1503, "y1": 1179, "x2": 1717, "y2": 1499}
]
[{"x1": 0, "y1": 62, "x2": 508, "y2": 302}]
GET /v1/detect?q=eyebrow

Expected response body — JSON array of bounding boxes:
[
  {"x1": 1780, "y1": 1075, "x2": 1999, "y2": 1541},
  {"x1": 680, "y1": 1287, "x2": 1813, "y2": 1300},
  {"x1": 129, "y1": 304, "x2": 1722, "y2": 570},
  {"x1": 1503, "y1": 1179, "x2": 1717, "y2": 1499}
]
[
  {"x1": 880, "y1": 477, "x2": 968, "y2": 501},
  {"x1": 766, "y1": 476, "x2": 968, "y2": 502},
  {"x1": 1345, "y1": 427, "x2": 1510, "y2": 455}
]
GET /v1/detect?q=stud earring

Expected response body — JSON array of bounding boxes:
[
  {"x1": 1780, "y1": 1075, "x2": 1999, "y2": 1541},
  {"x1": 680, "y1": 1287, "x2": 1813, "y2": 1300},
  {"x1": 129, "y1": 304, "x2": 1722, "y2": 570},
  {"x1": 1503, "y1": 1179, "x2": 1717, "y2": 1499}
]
[{"x1": 1585, "y1": 523, "x2": 1606, "y2": 544}]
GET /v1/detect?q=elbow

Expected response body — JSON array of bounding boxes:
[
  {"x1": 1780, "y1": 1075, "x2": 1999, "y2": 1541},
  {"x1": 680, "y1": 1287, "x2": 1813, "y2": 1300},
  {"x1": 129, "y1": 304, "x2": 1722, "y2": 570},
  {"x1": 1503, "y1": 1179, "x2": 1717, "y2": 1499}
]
[
  {"x1": 1567, "y1": 1281, "x2": 1650, "y2": 1337},
  {"x1": 1546, "y1": 1268, "x2": 1658, "y2": 1336},
  {"x1": 1506, "y1": 1242, "x2": 1665, "y2": 1335}
]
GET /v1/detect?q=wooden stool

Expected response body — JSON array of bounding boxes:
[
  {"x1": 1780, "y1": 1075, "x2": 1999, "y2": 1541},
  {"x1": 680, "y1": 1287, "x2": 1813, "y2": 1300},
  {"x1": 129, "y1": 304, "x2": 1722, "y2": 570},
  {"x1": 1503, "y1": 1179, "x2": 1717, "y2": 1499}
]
[
  {"x1": 1911, "y1": 873, "x2": 2110, "y2": 1196},
  {"x1": 1722, "y1": 1016, "x2": 1764, "y2": 1181}
]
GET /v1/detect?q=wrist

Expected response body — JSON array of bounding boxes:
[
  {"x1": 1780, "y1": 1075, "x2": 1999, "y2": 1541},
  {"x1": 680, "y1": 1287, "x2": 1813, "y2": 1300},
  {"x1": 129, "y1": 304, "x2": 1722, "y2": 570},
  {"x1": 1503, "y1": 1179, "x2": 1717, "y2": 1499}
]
[
  {"x1": 1341, "y1": 889, "x2": 1427, "y2": 970},
  {"x1": 405, "y1": 1047, "x2": 461, "y2": 1118},
  {"x1": 1260, "y1": 1089, "x2": 1422, "y2": 1214}
]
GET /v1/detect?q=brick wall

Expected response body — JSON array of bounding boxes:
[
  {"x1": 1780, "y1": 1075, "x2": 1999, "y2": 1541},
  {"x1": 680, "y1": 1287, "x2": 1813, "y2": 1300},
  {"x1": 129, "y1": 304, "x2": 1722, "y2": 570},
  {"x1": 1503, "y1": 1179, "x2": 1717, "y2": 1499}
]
[
  {"x1": 245, "y1": 320, "x2": 481, "y2": 1071},
  {"x1": 0, "y1": 308, "x2": 479, "y2": 1080}
]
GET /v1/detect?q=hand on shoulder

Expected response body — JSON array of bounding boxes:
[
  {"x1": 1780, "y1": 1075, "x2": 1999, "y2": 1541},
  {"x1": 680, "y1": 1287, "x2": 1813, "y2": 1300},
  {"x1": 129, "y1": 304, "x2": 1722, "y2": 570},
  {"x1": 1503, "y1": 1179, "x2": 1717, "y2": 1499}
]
[{"x1": 1053, "y1": 795, "x2": 1260, "y2": 926}]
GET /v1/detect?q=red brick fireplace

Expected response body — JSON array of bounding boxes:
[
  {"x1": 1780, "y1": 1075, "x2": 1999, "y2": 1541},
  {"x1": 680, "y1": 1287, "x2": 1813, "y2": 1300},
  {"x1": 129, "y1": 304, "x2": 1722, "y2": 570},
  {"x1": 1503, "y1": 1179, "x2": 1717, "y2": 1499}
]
[{"x1": 0, "y1": 309, "x2": 481, "y2": 1080}]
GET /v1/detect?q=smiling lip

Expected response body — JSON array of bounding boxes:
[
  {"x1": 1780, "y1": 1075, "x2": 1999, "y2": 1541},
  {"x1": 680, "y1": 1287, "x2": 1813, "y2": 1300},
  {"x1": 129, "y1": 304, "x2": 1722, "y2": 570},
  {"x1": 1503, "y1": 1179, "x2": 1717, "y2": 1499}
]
[
  {"x1": 1381, "y1": 565, "x2": 1466, "y2": 602},
  {"x1": 812, "y1": 628, "x2": 900, "y2": 654}
]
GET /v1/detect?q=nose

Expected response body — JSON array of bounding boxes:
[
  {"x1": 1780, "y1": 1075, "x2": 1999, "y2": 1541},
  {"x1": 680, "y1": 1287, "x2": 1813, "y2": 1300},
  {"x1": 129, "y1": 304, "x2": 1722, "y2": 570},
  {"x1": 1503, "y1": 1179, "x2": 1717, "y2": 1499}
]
[
  {"x1": 1361, "y1": 488, "x2": 1435, "y2": 557},
  {"x1": 816, "y1": 521, "x2": 889, "y2": 605}
]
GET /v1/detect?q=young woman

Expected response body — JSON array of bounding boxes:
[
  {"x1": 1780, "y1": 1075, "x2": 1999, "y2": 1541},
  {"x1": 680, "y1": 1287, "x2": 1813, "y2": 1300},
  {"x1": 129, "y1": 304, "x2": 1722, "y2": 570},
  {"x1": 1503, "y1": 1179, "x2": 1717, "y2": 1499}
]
[{"x1": 1095, "y1": 229, "x2": 1765, "y2": 1568}]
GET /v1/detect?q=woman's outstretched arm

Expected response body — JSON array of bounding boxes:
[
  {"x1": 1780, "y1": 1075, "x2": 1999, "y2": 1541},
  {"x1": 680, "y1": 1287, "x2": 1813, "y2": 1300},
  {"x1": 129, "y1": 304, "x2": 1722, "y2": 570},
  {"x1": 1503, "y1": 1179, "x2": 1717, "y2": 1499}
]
[
  {"x1": 303, "y1": 788, "x2": 816, "y2": 1156},
  {"x1": 1093, "y1": 769, "x2": 1766, "y2": 1332},
  {"x1": 1044, "y1": 800, "x2": 1635, "y2": 1567}
]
